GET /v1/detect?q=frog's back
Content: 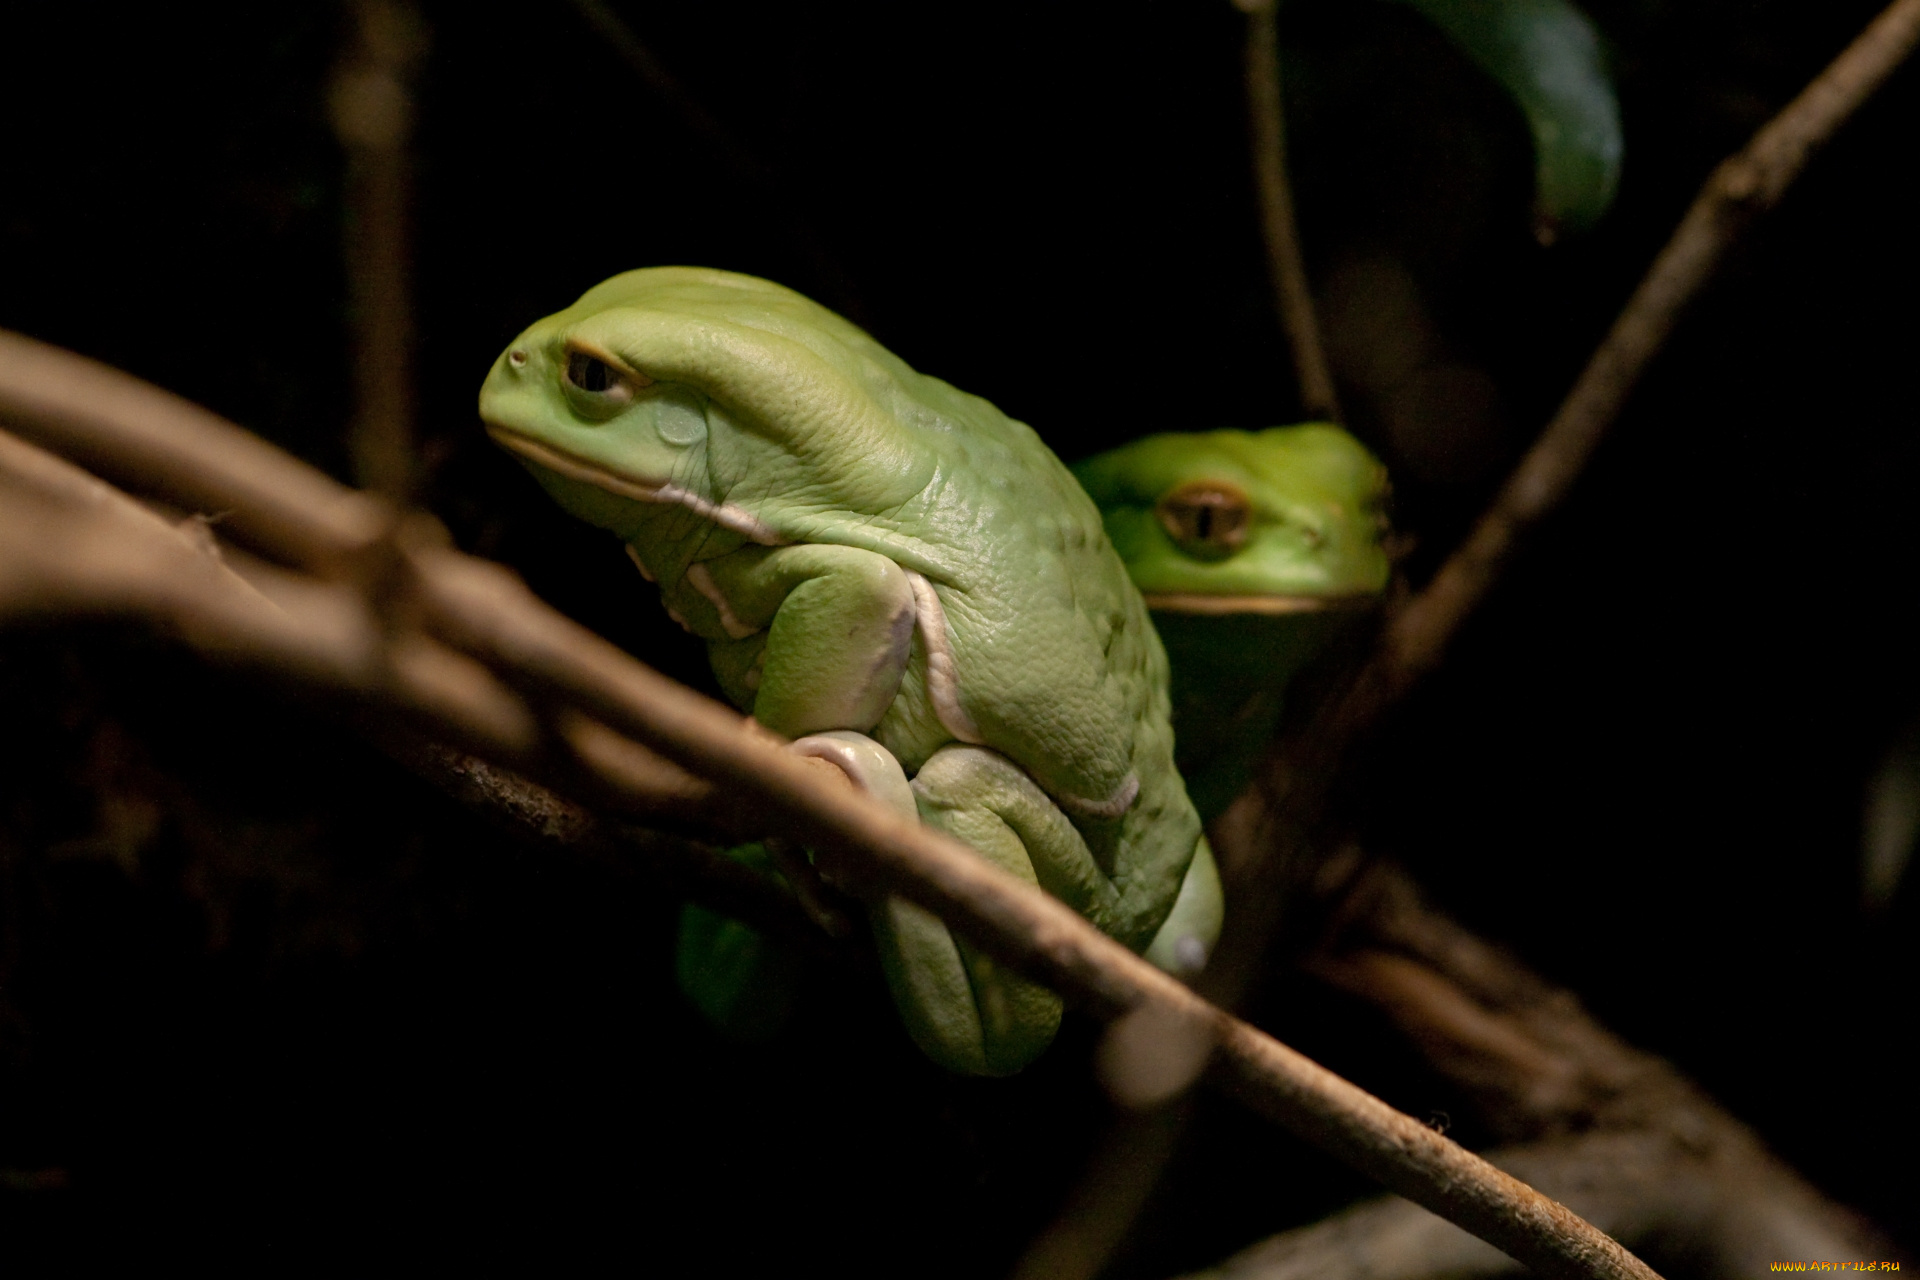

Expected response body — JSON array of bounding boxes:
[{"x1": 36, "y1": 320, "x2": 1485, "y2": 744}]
[
  {"x1": 578, "y1": 270, "x2": 1198, "y2": 942},
  {"x1": 864, "y1": 378, "x2": 1197, "y2": 946}
]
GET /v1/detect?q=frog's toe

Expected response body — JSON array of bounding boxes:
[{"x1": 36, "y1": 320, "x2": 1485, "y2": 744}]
[
  {"x1": 788, "y1": 730, "x2": 917, "y2": 821},
  {"x1": 1142, "y1": 836, "x2": 1223, "y2": 979}
]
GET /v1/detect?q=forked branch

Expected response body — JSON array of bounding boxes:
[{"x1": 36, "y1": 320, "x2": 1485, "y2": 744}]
[{"x1": 0, "y1": 331, "x2": 1656, "y2": 1280}]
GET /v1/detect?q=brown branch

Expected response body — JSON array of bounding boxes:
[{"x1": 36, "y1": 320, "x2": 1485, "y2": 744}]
[
  {"x1": 1020, "y1": 6, "x2": 1920, "y2": 1267},
  {"x1": 1239, "y1": 0, "x2": 1341, "y2": 423},
  {"x1": 1182, "y1": 1130, "x2": 1895, "y2": 1280},
  {"x1": 1211, "y1": 0, "x2": 1920, "y2": 1056},
  {"x1": 329, "y1": 0, "x2": 427, "y2": 500},
  {"x1": 0, "y1": 331, "x2": 1660, "y2": 1280},
  {"x1": 1181, "y1": 863, "x2": 1898, "y2": 1279},
  {"x1": 1363, "y1": 0, "x2": 1920, "y2": 716},
  {"x1": 391, "y1": 742, "x2": 835, "y2": 958}
]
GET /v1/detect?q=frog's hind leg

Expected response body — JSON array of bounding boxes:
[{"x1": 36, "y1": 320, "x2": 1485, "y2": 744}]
[{"x1": 875, "y1": 745, "x2": 1119, "y2": 1076}]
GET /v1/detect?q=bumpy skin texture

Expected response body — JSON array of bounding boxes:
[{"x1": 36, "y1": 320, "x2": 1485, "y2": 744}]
[
  {"x1": 1072, "y1": 426, "x2": 1391, "y2": 823},
  {"x1": 480, "y1": 267, "x2": 1206, "y2": 1075}
]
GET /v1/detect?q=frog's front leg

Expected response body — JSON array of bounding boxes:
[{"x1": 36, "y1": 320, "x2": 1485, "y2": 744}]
[
  {"x1": 877, "y1": 745, "x2": 1125, "y2": 1076},
  {"x1": 698, "y1": 545, "x2": 916, "y2": 737}
]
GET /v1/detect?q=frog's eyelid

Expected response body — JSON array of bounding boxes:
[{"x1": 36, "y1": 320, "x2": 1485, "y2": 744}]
[{"x1": 560, "y1": 339, "x2": 655, "y2": 388}]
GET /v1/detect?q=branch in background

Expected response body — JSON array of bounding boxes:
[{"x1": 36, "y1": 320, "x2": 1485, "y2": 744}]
[
  {"x1": 1031, "y1": 4, "x2": 1920, "y2": 1271},
  {"x1": 0, "y1": 332, "x2": 1660, "y2": 1280},
  {"x1": 1010, "y1": 1102, "x2": 1192, "y2": 1280},
  {"x1": 329, "y1": 0, "x2": 427, "y2": 500},
  {"x1": 1363, "y1": 0, "x2": 1920, "y2": 716},
  {"x1": 1217, "y1": 0, "x2": 1920, "y2": 1007},
  {"x1": 1238, "y1": 0, "x2": 1342, "y2": 423},
  {"x1": 1179, "y1": 863, "x2": 1897, "y2": 1279}
]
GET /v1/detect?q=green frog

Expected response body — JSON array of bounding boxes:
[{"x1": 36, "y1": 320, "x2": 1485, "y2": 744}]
[
  {"x1": 479, "y1": 267, "x2": 1218, "y2": 1075},
  {"x1": 1072, "y1": 425, "x2": 1392, "y2": 822}
]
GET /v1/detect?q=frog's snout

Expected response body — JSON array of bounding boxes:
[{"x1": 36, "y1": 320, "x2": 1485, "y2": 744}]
[{"x1": 507, "y1": 348, "x2": 528, "y2": 369}]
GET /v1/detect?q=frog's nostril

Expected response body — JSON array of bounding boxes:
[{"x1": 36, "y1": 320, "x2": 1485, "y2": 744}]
[{"x1": 507, "y1": 349, "x2": 528, "y2": 369}]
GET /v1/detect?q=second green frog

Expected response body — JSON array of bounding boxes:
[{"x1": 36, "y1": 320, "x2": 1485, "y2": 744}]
[{"x1": 1073, "y1": 426, "x2": 1393, "y2": 823}]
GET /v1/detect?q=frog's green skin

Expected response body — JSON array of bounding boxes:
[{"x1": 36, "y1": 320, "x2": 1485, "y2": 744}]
[
  {"x1": 1072, "y1": 426, "x2": 1391, "y2": 823},
  {"x1": 480, "y1": 267, "x2": 1212, "y2": 1076}
]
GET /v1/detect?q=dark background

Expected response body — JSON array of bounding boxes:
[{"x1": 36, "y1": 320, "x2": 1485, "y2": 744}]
[{"x1": 1, "y1": 0, "x2": 1915, "y2": 1270}]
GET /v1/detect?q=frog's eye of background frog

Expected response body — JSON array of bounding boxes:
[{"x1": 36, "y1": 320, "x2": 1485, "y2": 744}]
[
  {"x1": 559, "y1": 346, "x2": 652, "y2": 417},
  {"x1": 1156, "y1": 480, "x2": 1252, "y2": 560}
]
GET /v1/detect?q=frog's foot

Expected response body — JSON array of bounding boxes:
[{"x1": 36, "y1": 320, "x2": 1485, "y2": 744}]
[
  {"x1": 776, "y1": 731, "x2": 918, "y2": 933},
  {"x1": 869, "y1": 745, "x2": 1122, "y2": 1077},
  {"x1": 1141, "y1": 836, "x2": 1223, "y2": 979},
  {"x1": 788, "y1": 731, "x2": 918, "y2": 821}
]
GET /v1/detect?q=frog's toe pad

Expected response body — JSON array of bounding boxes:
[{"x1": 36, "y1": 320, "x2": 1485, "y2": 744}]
[
  {"x1": 1142, "y1": 836, "x2": 1225, "y2": 979},
  {"x1": 788, "y1": 730, "x2": 917, "y2": 821}
]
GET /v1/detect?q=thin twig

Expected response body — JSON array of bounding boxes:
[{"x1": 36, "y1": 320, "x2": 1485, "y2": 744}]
[
  {"x1": 0, "y1": 332, "x2": 1659, "y2": 1280},
  {"x1": 1239, "y1": 0, "x2": 1342, "y2": 423},
  {"x1": 1363, "y1": 0, "x2": 1920, "y2": 717}
]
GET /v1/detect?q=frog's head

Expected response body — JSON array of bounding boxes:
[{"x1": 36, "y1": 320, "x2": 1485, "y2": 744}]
[
  {"x1": 480, "y1": 267, "x2": 934, "y2": 549},
  {"x1": 1070, "y1": 425, "x2": 1391, "y2": 613}
]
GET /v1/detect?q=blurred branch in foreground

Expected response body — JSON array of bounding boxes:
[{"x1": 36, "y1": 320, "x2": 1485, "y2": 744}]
[{"x1": 0, "y1": 331, "x2": 1655, "y2": 1280}]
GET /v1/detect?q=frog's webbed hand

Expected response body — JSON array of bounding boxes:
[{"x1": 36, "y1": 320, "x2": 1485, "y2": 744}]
[
  {"x1": 704, "y1": 545, "x2": 916, "y2": 738},
  {"x1": 876, "y1": 745, "x2": 1124, "y2": 1076}
]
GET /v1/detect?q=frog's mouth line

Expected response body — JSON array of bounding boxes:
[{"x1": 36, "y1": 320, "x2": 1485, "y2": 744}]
[
  {"x1": 486, "y1": 425, "x2": 785, "y2": 546},
  {"x1": 1142, "y1": 592, "x2": 1378, "y2": 616}
]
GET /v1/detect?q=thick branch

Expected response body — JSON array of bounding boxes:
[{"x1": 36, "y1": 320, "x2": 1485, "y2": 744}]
[
  {"x1": 1239, "y1": 0, "x2": 1341, "y2": 422},
  {"x1": 0, "y1": 333, "x2": 1657, "y2": 1280}
]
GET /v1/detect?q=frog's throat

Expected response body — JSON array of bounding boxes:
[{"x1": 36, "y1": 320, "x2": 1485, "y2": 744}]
[
  {"x1": 487, "y1": 426, "x2": 786, "y2": 547},
  {"x1": 1142, "y1": 592, "x2": 1368, "y2": 615},
  {"x1": 904, "y1": 569, "x2": 1140, "y2": 820}
]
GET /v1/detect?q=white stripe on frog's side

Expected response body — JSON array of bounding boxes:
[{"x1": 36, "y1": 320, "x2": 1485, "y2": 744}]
[
  {"x1": 488, "y1": 428, "x2": 787, "y2": 546},
  {"x1": 623, "y1": 544, "x2": 657, "y2": 582},
  {"x1": 904, "y1": 569, "x2": 984, "y2": 746},
  {"x1": 686, "y1": 562, "x2": 758, "y2": 640}
]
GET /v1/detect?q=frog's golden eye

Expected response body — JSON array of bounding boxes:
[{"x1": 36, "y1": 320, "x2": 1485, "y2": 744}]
[{"x1": 1156, "y1": 481, "x2": 1252, "y2": 560}]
